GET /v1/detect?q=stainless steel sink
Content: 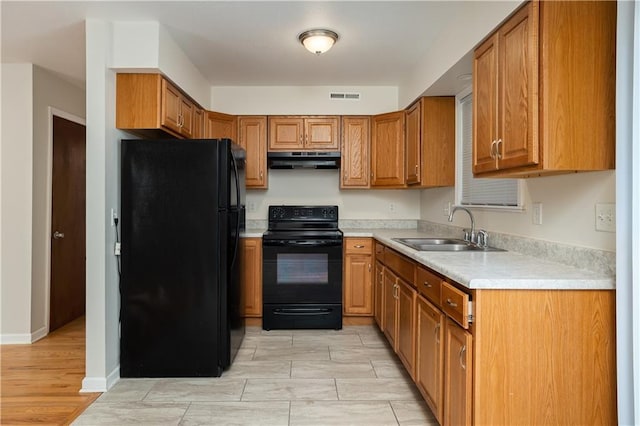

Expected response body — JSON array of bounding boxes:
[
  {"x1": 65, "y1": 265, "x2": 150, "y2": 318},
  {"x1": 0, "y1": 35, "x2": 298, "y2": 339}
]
[{"x1": 392, "y1": 237, "x2": 505, "y2": 252}]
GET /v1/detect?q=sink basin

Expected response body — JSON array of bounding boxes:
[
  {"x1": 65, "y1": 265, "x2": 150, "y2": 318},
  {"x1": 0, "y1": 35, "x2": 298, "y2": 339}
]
[{"x1": 392, "y1": 237, "x2": 505, "y2": 252}]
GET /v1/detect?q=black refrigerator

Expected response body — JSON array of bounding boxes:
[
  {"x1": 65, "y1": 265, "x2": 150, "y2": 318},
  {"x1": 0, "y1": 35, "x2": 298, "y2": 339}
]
[{"x1": 120, "y1": 138, "x2": 246, "y2": 377}]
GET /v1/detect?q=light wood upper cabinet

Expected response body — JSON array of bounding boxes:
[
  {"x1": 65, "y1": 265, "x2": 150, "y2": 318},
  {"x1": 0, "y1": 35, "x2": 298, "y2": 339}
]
[
  {"x1": 473, "y1": 0, "x2": 615, "y2": 177},
  {"x1": 419, "y1": 97, "x2": 455, "y2": 188},
  {"x1": 193, "y1": 108, "x2": 205, "y2": 139},
  {"x1": 116, "y1": 73, "x2": 203, "y2": 139},
  {"x1": 238, "y1": 116, "x2": 268, "y2": 189},
  {"x1": 161, "y1": 78, "x2": 195, "y2": 138},
  {"x1": 240, "y1": 238, "x2": 262, "y2": 317},
  {"x1": 405, "y1": 102, "x2": 421, "y2": 185},
  {"x1": 268, "y1": 116, "x2": 339, "y2": 151},
  {"x1": 416, "y1": 294, "x2": 444, "y2": 424},
  {"x1": 341, "y1": 116, "x2": 370, "y2": 188},
  {"x1": 371, "y1": 111, "x2": 406, "y2": 187},
  {"x1": 206, "y1": 111, "x2": 237, "y2": 141},
  {"x1": 343, "y1": 238, "x2": 373, "y2": 316},
  {"x1": 444, "y1": 319, "x2": 473, "y2": 426}
]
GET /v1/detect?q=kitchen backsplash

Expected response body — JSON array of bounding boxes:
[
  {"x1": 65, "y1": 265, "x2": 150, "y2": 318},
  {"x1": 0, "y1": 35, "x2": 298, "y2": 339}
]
[{"x1": 418, "y1": 220, "x2": 616, "y2": 276}]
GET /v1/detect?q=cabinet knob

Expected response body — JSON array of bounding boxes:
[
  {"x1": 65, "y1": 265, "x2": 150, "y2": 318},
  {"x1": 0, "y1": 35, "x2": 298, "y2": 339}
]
[
  {"x1": 354, "y1": 244, "x2": 365, "y2": 248},
  {"x1": 423, "y1": 282, "x2": 432, "y2": 288}
]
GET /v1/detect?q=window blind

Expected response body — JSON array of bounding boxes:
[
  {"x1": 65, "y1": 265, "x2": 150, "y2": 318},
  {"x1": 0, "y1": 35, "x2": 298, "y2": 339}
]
[{"x1": 460, "y1": 94, "x2": 519, "y2": 207}]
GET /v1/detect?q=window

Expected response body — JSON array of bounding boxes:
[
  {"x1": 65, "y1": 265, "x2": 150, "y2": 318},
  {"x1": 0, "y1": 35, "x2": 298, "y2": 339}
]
[{"x1": 455, "y1": 87, "x2": 522, "y2": 208}]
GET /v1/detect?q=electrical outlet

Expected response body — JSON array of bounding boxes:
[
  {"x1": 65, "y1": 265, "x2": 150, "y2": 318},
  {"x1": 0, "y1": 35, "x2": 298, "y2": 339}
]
[
  {"x1": 248, "y1": 202, "x2": 256, "y2": 212},
  {"x1": 443, "y1": 202, "x2": 452, "y2": 217},
  {"x1": 389, "y1": 203, "x2": 395, "y2": 212},
  {"x1": 595, "y1": 203, "x2": 615, "y2": 232},
  {"x1": 532, "y1": 202, "x2": 542, "y2": 225}
]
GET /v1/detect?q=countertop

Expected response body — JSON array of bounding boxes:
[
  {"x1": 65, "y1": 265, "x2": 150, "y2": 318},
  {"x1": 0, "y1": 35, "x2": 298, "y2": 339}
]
[
  {"x1": 241, "y1": 227, "x2": 614, "y2": 290},
  {"x1": 342, "y1": 228, "x2": 615, "y2": 291}
]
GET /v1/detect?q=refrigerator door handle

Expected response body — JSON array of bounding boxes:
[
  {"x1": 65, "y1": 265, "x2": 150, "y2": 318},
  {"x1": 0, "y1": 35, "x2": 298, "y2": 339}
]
[{"x1": 230, "y1": 152, "x2": 241, "y2": 270}]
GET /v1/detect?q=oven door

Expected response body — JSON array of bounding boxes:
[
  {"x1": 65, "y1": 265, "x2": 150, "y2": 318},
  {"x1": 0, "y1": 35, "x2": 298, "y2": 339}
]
[{"x1": 263, "y1": 239, "x2": 343, "y2": 304}]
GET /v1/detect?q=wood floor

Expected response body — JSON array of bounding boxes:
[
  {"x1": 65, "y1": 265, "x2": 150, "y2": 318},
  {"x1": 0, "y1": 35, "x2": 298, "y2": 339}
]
[{"x1": 1, "y1": 317, "x2": 101, "y2": 425}]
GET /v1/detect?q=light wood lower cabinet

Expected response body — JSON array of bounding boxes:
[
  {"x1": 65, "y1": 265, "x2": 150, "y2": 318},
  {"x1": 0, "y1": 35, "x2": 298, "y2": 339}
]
[
  {"x1": 396, "y1": 279, "x2": 416, "y2": 378},
  {"x1": 444, "y1": 318, "x2": 473, "y2": 426},
  {"x1": 343, "y1": 238, "x2": 373, "y2": 316},
  {"x1": 374, "y1": 261, "x2": 384, "y2": 331},
  {"x1": 240, "y1": 238, "x2": 262, "y2": 317},
  {"x1": 382, "y1": 269, "x2": 398, "y2": 349},
  {"x1": 416, "y1": 294, "x2": 444, "y2": 424},
  {"x1": 375, "y1": 241, "x2": 617, "y2": 426}
]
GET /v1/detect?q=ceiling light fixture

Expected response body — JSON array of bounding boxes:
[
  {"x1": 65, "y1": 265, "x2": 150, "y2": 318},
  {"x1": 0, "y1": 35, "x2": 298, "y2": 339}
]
[{"x1": 298, "y1": 29, "x2": 339, "y2": 55}]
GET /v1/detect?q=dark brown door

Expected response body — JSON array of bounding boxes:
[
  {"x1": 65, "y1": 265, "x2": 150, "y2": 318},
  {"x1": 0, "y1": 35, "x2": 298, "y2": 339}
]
[{"x1": 50, "y1": 115, "x2": 86, "y2": 332}]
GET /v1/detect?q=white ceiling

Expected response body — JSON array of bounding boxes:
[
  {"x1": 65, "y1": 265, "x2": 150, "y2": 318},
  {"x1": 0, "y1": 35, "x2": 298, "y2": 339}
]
[{"x1": 1, "y1": 1, "x2": 472, "y2": 90}]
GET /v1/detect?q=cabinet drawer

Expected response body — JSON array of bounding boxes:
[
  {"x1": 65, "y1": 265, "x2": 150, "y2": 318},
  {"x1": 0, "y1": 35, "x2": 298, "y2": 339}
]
[
  {"x1": 385, "y1": 249, "x2": 415, "y2": 285},
  {"x1": 441, "y1": 282, "x2": 470, "y2": 329},
  {"x1": 416, "y1": 266, "x2": 442, "y2": 307},
  {"x1": 375, "y1": 242, "x2": 385, "y2": 257},
  {"x1": 345, "y1": 238, "x2": 373, "y2": 254}
]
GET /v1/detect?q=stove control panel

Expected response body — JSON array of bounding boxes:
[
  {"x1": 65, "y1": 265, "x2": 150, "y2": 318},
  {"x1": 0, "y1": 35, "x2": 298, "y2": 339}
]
[{"x1": 268, "y1": 205, "x2": 338, "y2": 222}]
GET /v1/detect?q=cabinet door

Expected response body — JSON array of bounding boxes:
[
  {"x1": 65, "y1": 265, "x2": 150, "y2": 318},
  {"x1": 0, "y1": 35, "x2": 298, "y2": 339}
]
[
  {"x1": 179, "y1": 97, "x2": 195, "y2": 138},
  {"x1": 161, "y1": 79, "x2": 183, "y2": 134},
  {"x1": 396, "y1": 279, "x2": 416, "y2": 378},
  {"x1": 240, "y1": 238, "x2": 262, "y2": 317},
  {"x1": 416, "y1": 295, "x2": 444, "y2": 424},
  {"x1": 405, "y1": 101, "x2": 421, "y2": 185},
  {"x1": 374, "y1": 262, "x2": 385, "y2": 331},
  {"x1": 341, "y1": 116, "x2": 370, "y2": 188},
  {"x1": 496, "y1": 1, "x2": 539, "y2": 170},
  {"x1": 444, "y1": 319, "x2": 473, "y2": 426},
  {"x1": 206, "y1": 111, "x2": 237, "y2": 140},
  {"x1": 371, "y1": 111, "x2": 406, "y2": 187},
  {"x1": 193, "y1": 108, "x2": 205, "y2": 139},
  {"x1": 238, "y1": 116, "x2": 267, "y2": 189},
  {"x1": 473, "y1": 34, "x2": 499, "y2": 174},
  {"x1": 268, "y1": 117, "x2": 304, "y2": 150},
  {"x1": 305, "y1": 117, "x2": 340, "y2": 150},
  {"x1": 420, "y1": 97, "x2": 455, "y2": 187},
  {"x1": 344, "y1": 254, "x2": 373, "y2": 315},
  {"x1": 383, "y1": 269, "x2": 398, "y2": 350}
]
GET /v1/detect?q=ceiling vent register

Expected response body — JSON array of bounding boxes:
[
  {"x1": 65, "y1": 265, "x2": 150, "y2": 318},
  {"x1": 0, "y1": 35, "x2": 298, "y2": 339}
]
[{"x1": 330, "y1": 92, "x2": 360, "y2": 100}]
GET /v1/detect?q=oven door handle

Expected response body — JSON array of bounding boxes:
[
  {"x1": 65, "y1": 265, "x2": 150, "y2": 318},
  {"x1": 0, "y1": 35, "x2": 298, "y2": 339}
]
[
  {"x1": 273, "y1": 308, "x2": 333, "y2": 316},
  {"x1": 264, "y1": 240, "x2": 342, "y2": 247}
]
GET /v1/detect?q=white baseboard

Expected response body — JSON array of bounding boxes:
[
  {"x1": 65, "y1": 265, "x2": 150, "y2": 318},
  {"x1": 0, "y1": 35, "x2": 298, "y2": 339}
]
[
  {"x1": 0, "y1": 333, "x2": 32, "y2": 344},
  {"x1": 81, "y1": 365, "x2": 120, "y2": 393},
  {"x1": 31, "y1": 326, "x2": 48, "y2": 342}
]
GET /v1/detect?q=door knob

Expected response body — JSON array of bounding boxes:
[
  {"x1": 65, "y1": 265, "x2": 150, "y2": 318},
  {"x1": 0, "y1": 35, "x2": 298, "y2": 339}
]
[{"x1": 53, "y1": 231, "x2": 65, "y2": 239}]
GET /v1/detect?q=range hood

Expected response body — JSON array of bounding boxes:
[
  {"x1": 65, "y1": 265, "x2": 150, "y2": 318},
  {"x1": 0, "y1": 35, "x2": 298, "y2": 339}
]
[{"x1": 267, "y1": 151, "x2": 341, "y2": 169}]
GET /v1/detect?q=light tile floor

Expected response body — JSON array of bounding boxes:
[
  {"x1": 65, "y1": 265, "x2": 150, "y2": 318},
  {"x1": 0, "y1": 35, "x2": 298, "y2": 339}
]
[{"x1": 74, "y1": 325, "x2": 438, "y2": 425}]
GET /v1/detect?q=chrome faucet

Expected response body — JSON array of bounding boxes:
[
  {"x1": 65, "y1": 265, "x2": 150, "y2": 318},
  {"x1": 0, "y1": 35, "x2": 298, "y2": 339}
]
[{"x1": 448, "y1": 206, "x2": 476, "y2": 244}]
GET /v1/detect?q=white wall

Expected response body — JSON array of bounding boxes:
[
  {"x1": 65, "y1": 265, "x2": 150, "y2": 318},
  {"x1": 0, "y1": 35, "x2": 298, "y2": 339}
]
[
  {"x1": 0, "y1": 64, "x2": 34, "y2": 342},
  {"x1": 421, "y1": 171, "x2": 616, "y2": 251},
  {"x1": 249, "y1": 170, "x2": 420, "y2": 221},
  {"x1": 398, "y1": 1, "x2": 521, "y2": 107},
  {"x1": 211, "y1": 85, "x2": 420, "y2": 222},
  {"x1": 31, "y1": 65, "x2": 85, "y2": 337},
  {"x1": 211, "y1": 86, "x2": 398, "y2": 115},
  {"x1": 112, "y1": 22, "x2": 211, "y2": 108}
]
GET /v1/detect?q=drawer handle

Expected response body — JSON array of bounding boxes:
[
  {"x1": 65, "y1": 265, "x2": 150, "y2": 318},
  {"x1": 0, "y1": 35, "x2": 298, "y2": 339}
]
[
  {"x1": 446, "y1": 298, "x2": 458, "y2": 308},
  {"x1": 459, "y1": 345, "x2": 467, "y2": 370},
  {"x1": 354, "y1": 245, "x2": 365, "y2": 248},
  {"x1": 423, "y1": 282, "x2": 432, "y2": 288}
]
